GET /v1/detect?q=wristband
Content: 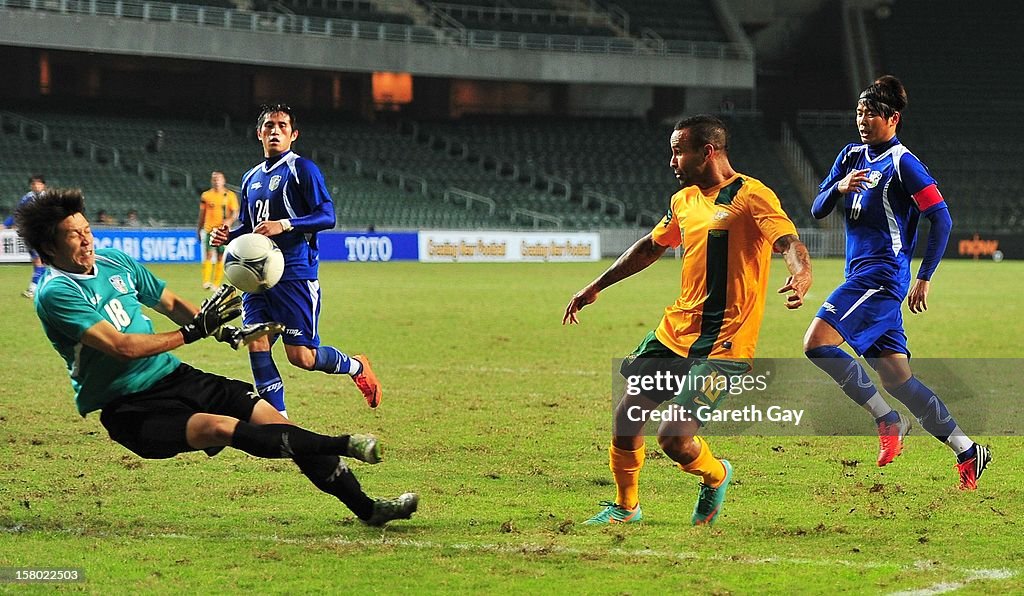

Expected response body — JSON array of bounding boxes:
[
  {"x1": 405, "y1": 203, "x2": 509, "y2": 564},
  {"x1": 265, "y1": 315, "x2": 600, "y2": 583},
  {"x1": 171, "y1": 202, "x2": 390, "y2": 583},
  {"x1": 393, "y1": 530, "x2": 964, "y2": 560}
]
[{"x1": 179, "y1": 324, "x2": 202, "y2": 344}]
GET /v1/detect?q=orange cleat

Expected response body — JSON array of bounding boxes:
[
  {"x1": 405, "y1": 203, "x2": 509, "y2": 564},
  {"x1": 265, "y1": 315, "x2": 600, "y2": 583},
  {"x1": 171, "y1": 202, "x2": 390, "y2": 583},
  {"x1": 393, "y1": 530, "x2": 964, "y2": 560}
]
[
  {"x1": 877, "y1": 412, "x2": 911, "y2": 467},
  {"x1": 352, "y1": 354, "x2": 381, "y2": 408},
  {"x1": 956, "y1": 444, "x2": 991, "y2": 490}
]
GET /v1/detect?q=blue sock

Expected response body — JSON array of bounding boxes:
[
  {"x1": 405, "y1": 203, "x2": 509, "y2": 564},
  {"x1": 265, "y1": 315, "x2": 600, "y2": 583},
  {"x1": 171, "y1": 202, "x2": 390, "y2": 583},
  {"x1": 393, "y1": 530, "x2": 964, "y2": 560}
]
[
  {"x1": 313, "y1": 346, "x2": 356, "y2": 375},
  {"x1": 31, "y1": 265, "x2": 44, "y2": 285},
  {"x1": 875, "y1": 410, "x2": 900, "y2": 424},
  {"x1": 889, "y1": 376, "x2": 958, "y2": 444},
  {"x1": 957, "y1": 444, "x2": 977, "y2": 464},
  {"x1": 250, "y1": 350, "x2": 286, "y2": 413},
  {"x1": 805, "y1": 345, "x2": 881, "y2": 406}
]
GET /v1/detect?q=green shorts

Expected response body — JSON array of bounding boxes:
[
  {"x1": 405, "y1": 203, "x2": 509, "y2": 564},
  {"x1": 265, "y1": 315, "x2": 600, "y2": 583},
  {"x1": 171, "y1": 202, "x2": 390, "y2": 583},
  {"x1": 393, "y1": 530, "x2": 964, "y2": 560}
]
[{"x1": 619, "y1": 331, "x2": 751, "y2": 416}]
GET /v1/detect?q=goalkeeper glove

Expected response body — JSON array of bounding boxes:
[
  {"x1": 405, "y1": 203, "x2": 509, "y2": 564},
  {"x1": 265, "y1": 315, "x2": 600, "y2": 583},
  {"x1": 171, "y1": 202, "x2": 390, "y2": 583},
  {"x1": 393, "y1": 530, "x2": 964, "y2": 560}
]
[
  {"x1": 180, "y1": 284, "x2": 242, "y2": 344},
  {"x1": 213, "y1": 322, "x2": 286, "y2": 350}
]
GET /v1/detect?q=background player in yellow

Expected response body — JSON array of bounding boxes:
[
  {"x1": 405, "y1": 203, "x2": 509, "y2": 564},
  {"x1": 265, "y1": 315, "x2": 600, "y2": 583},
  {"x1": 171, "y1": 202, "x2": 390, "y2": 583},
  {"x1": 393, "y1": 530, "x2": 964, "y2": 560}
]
[
  {"x1": 563, "y1": 115, "x2": 813, "y2": 526},
  {"x1": 197, "y1": 171, "x2": 239, "y2": 289}
]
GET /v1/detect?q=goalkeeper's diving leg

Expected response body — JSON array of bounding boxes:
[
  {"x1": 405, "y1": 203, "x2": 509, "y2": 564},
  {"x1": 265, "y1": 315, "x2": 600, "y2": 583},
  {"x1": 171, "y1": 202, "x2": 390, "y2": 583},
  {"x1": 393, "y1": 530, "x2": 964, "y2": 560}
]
[{"x1": 186, "y1": 399, "x2": 418, "y2": 526}]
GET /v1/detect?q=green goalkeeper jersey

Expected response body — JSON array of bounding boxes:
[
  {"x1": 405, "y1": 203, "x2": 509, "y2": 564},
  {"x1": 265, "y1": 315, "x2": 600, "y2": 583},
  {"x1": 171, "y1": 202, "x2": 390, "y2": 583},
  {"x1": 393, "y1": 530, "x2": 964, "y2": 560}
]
[{"x1": 35, "y1": 248, "x2": 181, "y2": 415}]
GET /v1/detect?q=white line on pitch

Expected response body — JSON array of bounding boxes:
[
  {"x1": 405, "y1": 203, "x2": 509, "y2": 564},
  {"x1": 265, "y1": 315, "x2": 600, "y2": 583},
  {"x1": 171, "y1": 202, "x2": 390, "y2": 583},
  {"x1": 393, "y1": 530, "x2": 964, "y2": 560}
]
[
  {"x1": 147, "y1": 530, "x2": 1015, "y2": 585},
  {"x1": 887, "y1": 568, "x2": 1015, "y2": 595}
]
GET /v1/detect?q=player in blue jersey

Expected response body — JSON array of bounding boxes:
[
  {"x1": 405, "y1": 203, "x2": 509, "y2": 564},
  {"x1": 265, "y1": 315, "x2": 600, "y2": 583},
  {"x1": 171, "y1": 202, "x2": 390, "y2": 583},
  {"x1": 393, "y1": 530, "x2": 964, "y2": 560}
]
[
  {"x1": 3, "y1": 174, "x2": 47, "y2": 298},
  {"x1": 803, "y1": 76, "x2": 989, "y2": 490},
  {"x1": 212, "y1": 104, "x2": 381, "y2": 418},
  {"x1": 14, "y1": 188, "x2": 417, "y2": 525}
]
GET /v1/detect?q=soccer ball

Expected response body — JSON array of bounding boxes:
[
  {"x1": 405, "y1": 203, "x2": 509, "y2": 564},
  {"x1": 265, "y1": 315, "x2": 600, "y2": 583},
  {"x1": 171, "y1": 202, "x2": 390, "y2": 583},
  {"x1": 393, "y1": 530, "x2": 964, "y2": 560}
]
[{"x1": 224, "y1": 233, "x2": 285, "y2": 293}]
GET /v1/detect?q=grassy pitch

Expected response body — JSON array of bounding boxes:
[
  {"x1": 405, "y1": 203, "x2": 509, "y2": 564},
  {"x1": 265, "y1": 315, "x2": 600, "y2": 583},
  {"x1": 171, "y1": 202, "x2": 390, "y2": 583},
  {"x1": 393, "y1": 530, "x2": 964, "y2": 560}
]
[{"x1": 1, "y1": 257, "x2": 1021, "y2": 593}]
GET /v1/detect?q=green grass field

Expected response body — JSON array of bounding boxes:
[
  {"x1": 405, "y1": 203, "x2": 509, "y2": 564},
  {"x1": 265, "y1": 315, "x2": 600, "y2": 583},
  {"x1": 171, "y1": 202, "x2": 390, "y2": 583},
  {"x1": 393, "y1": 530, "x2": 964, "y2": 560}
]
[{"x1": 1, "y1": 257, "x2": 1021, "y2": 594}]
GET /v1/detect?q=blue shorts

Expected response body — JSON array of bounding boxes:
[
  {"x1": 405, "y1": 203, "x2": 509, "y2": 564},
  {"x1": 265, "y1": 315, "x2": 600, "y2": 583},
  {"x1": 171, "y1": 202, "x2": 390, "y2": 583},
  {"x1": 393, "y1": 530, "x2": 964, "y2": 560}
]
[
  {"x1": 242, "y1": 279, "x2": 322, "y2": 348},
  {"x1": 816, "y1": 278, "x2": 909, "y2": 358}
]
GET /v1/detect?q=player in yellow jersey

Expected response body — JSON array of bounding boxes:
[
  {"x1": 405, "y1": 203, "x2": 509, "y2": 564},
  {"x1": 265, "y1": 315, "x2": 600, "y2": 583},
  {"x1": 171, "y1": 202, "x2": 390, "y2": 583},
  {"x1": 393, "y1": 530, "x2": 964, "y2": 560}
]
[
  {"x1": 197, "y1": 171, "x2": 239, "y2": 289},
  {"x1": 563, "y1": 115, "x2": 813, "y2": 526}
]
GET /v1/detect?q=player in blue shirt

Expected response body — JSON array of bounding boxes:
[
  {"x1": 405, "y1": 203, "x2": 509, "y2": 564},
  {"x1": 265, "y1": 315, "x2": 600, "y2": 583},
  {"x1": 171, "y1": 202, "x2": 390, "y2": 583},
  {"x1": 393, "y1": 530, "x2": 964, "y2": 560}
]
[
  {"x1": 212, "y1": 104, "x2": 381, "y2": 419},
  {"x1": 803, "y1": 76, "x2": 989, "y2": 490},
  {"x1": 3, "y1": 174, "x2": 47, "y2": 298},
  {"x1": 15, "y1": 188, "x2": 417, "y2": 526}
]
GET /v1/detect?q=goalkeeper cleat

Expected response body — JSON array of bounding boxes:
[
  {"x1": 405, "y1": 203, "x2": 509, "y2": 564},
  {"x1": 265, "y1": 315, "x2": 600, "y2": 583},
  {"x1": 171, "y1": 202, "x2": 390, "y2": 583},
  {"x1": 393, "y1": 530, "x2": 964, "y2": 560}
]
[
  {"x1": 352, "y1": 354, "x2": 382, "y2": 408},
  {"x1": 363, "y1": 493, "x2": 419, "y2": 527},
  {"x1": 582, "y1": 501, "x2": 642, "y2": 525},
  {"x1": 692, "y1": 459, "x2": 733, "y2": 526},
  {"x1": 21, "y1": 289, "x2": 34, "y2": 299},
  {"x1": 877, "y1": 412, "x2": 911, "y2": 467},
  {"x1": 956, "y1": 444, "x2": 991, "y2": 490},
  {"x1": 347, "y1": 434, "x2": 381, "y2": 464}
]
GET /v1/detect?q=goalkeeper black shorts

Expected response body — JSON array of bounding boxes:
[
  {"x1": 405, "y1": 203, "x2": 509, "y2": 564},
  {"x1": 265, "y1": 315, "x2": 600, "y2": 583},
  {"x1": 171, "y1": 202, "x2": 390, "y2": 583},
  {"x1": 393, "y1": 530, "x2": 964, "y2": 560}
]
[{"x1": 99, "y1": 363, "x2": 260, "y2": 459}]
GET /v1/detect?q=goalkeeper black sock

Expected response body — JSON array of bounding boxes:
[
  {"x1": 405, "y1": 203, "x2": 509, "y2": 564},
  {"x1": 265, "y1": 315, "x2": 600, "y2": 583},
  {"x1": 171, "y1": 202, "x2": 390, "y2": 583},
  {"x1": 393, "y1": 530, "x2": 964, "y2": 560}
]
[
  {"x1": 231, "y1": 423, "x2": 350, "y2": 458},
  {"x1": 294, "y1": 455, "x2": 375, "y2": 520}
]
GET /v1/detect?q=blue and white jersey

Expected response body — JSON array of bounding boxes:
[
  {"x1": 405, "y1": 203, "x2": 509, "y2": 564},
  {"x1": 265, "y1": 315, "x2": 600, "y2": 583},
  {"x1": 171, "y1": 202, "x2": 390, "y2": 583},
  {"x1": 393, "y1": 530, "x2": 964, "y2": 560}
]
[
  {"x1": 236, "y1": 151, "x2": 336, "y2": 281},
  {"x1": 4, "y1": 191, "x2": 41, "y2": 227},
  {"x1": 818, "y1": 137, "x2": 940, "y2": 298}
]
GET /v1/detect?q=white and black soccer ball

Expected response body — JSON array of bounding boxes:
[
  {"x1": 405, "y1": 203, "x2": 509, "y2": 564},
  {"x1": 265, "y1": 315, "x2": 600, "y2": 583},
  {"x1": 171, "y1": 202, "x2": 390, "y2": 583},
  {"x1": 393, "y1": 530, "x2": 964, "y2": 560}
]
[{"x1": 224, "y1": 233, "x2": 285, "y2": 294}]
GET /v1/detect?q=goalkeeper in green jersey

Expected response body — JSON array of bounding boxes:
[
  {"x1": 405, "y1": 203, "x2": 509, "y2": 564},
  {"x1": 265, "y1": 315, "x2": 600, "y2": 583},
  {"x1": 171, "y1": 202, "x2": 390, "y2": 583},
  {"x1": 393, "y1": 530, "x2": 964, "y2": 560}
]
[{"x1": 13, "y1": 188, "x2": 417, "y2": 527}]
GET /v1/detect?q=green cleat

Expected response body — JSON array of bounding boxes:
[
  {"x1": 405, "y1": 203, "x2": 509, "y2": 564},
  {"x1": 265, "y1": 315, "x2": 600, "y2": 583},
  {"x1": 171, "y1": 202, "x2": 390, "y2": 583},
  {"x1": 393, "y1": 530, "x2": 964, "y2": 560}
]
[
  {"x1": 346, "y1": 434, "x2": 381, "y2": 464},
  {"x1": 692, "y1": 459, "x2": 733, "y2": 526},
  {"x1": 583, "y1": 501, "x2": 643, "y2": 525},
  {"x1": 363, "y1": 492, "x2": 419, "y2": 527}
]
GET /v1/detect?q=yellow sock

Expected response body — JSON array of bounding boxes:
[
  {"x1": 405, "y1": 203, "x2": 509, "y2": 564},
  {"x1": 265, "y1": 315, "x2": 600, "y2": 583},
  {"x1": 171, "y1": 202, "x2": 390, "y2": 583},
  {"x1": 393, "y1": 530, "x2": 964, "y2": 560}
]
[
  {"x1": 214, "y1": 261, "x2": 225, "y2": 286},
  {"x1": 679, "y1": 436, "x2": 726, "y2": 488},
  {"x1": 202, "y1": 261, "x2": 213, "y2": 285},
  {"x1": 609, "y1": 443, "x2": 646, "y2": 509}
]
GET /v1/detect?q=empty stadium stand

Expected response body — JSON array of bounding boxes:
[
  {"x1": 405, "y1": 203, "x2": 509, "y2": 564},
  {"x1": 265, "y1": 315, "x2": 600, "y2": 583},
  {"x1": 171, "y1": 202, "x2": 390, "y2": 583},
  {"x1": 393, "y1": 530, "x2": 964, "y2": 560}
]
[
  {"x1": 417, "y1": 114, "x2": 813, "y2": 228},
  {"x1": 0, "y1": 114, "x2": 197, "y2": 225},
  {"x1": 262, "y1": 0, "x2": 415, "y2": 24},
  {"x1": 1, "y1": 111, "x2": 522, "y2": 230},
  {"x1": 304, "y1": 118, "x2": 620, "y2": 229},
  {"x1": 599, "y1": 0, "x2": 728, "y2": 44},
  {"x1": 423, "y1": 0, "x2": 618, "y2": 37}
]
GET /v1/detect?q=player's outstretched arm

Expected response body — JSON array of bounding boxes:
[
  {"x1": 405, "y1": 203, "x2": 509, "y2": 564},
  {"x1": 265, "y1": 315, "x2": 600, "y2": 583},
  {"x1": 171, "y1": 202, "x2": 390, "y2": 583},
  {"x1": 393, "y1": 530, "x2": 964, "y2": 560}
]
[
  {"x1": 152, "y1": 286, "x2": 281, "y2": 349},
  {"x1": 774, "y1": 234, "x2": 812, "y2": 309},
  {"x1": 80, "y1": 320, "x2": 188, "y2": 361},
  {"x1": 563, "y1": 233, "x2": 668, "y2": 325},
  {"x1": 153, "y1": 288, "x2": 201, "y2": 326},
  {"x1": 177, "y1": 284, "x2": 243, "y2": 344},
  {"x1": 77, "y1": 287, "x2": 204, "y2": 360}
]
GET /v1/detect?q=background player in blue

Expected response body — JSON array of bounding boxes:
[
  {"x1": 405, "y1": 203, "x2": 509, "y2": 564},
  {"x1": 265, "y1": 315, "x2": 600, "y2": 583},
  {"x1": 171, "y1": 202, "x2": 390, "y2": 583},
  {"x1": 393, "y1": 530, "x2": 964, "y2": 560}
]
[
  {"x1": 213, "y1": 104, "x2": 381, "y2": 418},
  {"x1": 3, "y1": 174, "x2": 47, "y2": 298},
  {"x1": 14, "y1": 188, "x2": 418, "y2": 526},
  {"x1": 803, "y1": 76, "x2": 989, "y2": 490}
]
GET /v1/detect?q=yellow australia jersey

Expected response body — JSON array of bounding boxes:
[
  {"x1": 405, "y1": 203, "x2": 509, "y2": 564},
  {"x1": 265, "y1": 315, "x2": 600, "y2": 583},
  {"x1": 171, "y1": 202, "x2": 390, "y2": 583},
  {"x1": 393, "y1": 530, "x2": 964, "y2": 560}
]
[
  {"x1": 651, "y1": 173, "x2": 798, "y2": 360},
  {"x1": 199, "y1": 188, "x2": 239, "y2": 231}
]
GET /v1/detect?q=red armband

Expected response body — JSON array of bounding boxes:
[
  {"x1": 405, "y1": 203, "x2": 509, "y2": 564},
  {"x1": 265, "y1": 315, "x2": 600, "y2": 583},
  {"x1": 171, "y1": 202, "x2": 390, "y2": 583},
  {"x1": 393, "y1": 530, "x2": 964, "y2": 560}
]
[{"x1": 912, "y1": 184, "x2": 944, "y2": 212}]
